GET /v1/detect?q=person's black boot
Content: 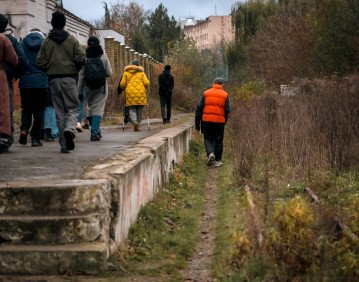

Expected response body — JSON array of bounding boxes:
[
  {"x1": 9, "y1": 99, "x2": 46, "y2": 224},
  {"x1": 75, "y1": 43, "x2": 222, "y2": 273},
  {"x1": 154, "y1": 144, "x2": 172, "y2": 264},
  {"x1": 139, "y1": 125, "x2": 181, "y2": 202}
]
[
  {"x1": 19, "y1": 131, "x2": 28, "y2": 145},
  {"x1": 64, "y1": 131, "x2": 75, "y2": 150},
  {"x1": 90, "y1": 133, "x2": 101, "y2": 141},
  {"x1": 45, "y1": 128, "x2": 54, "y2": 141},
  {"x1": 40, "y1": 129, "x2": 45, "y2": 140},
  {"x1": 31, "y1": 138, "x2": 43, "y2": 147}
]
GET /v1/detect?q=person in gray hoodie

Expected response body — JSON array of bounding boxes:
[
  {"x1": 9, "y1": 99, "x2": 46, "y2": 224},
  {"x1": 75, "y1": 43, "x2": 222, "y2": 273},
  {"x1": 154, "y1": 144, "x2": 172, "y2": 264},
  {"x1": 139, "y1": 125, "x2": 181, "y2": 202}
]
[
  {"x1": 19, "y1": 29, "x2": 48, "y2": 147},
  {"x1": 77, "y1": 36, "x2": 112, "y2": 141},
  {"x1": 37, "y1": 11, "x2": 85, "y2": 153}
]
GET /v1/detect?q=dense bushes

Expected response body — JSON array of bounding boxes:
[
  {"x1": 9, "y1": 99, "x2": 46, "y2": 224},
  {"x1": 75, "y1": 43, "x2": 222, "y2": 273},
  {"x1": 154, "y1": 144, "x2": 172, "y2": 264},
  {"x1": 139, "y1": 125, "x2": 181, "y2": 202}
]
[
  {"x1": 227, "y1": 0, "x2": 359, "y2": 86},
  {"x1": 230, "y1": 75, "x2": 359, "y2": 178},
  {"x1": 225, "y1": 1, "x2": 359, "y2": 280},
  {"x1": 165, "y1": 38, "x2": 216, "y2": 111}
]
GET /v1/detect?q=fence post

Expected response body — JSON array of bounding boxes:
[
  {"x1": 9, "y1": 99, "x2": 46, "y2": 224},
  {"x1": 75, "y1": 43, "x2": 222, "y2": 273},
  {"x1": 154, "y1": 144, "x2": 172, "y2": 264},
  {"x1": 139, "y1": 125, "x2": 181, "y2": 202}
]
[{"x1": 104, "y1": 37, "x2": 115, "y2": 73}]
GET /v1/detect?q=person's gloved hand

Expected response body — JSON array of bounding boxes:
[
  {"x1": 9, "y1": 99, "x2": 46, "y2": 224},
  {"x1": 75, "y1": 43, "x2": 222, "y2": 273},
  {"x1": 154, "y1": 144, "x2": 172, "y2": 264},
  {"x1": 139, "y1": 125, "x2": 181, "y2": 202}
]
[{"x1": 117, "y1": 85, "x2": 123, "y2": 96}]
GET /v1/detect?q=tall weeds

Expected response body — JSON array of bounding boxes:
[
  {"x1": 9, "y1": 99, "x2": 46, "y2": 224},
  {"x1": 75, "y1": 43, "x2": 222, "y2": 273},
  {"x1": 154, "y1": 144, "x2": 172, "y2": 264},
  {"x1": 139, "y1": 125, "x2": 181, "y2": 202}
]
[{"x1": 230, "y1": 75, "x2": 359, "y2": 182}]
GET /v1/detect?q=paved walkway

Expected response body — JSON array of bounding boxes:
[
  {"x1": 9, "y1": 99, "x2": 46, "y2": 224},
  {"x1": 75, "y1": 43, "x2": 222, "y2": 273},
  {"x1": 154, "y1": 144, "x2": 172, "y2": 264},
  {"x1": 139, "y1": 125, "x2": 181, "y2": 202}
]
[{"x1": 0, "y1": 117, "x2": 187, "y2": 183}]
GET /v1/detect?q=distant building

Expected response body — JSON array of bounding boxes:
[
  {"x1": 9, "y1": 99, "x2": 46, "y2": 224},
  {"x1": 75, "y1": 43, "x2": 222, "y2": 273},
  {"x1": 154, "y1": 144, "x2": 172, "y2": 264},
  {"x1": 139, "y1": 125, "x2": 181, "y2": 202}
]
[
  {"x1": 183, "y1": 15, "x2": 234, "y2": 50},
  {"x1": 96, "y1": 29, "x2": 125, "y2": 47},
  {"x1": 0, "y1": 0, "x2": 125, "y2": 47},
  {"x1": 178, "y1": 17, "x2": 197, "y2": 30}
]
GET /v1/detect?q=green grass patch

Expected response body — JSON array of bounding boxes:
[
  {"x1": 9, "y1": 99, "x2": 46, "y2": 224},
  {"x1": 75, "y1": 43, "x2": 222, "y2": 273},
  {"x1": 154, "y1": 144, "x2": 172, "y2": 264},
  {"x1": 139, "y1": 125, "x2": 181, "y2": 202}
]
[
  {"x1": 224, "y1": 155, "x2": 359, "y2": 280},
  {"x1": 108, "y1": 138, "x2": 207, "y2": 280},
  {"x1": 211, "y1": 155, "x2": 248, "y2": 281}
]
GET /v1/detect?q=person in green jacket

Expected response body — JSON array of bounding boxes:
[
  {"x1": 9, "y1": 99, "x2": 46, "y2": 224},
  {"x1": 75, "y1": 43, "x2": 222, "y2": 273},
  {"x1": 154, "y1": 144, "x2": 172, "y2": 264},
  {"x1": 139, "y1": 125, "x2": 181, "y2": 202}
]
[{"x1": 37, "y1": 11, "x2": 85, "y2": 153}]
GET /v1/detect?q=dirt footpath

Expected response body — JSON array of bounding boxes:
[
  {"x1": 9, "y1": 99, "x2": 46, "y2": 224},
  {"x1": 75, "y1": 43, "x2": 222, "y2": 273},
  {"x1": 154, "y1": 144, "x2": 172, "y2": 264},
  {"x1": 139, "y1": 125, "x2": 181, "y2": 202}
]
[{"x1": 182, "y1": 167, "x2": 219, "y2": 282}]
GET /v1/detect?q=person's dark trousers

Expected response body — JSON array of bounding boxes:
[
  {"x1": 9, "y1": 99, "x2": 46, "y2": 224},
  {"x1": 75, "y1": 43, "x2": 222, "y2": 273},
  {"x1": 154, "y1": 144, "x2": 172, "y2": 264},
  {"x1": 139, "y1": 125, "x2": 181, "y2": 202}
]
[
  {"x1": 160, "y1": 94, "x2": 172, "y2": 123},
  {"x1": 20, "y1": 88, "x2": 47, "y2": 139},
  {"x1": 8, "y1": 83, "x2": 14, "y2": 145},
  {"x1": 202, "y1": 122, "x2": 225, "y2": 161}
]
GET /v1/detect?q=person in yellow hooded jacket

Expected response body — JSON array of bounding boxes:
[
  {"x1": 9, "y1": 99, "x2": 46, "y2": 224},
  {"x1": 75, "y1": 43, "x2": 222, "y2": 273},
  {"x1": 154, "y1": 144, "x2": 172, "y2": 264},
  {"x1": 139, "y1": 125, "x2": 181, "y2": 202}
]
[{"x1": 120, "y1": 59, "x2": 150, "y2": 131}]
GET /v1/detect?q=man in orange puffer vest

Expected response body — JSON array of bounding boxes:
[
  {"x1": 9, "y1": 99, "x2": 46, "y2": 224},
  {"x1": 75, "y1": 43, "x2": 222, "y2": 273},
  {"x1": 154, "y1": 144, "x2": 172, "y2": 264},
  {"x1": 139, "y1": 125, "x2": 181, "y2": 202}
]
[{"x1": 195, "y1": 77, "x2": 231, "y2": 167}]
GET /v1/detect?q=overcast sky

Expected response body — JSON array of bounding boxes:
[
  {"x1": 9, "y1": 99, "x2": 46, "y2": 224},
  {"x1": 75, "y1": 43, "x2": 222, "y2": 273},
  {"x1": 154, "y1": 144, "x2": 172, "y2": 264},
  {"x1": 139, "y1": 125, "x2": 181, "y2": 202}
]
[{"x1": 62, "y1": 0, "x2": 240, "y2": 22}]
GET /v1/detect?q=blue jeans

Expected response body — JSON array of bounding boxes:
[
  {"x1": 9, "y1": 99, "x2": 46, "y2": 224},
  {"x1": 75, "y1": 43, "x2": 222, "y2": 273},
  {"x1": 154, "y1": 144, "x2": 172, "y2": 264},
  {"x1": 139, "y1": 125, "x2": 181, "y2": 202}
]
[
  {"x1": 77, "y1": 89, "x2": 88, "y2": 124},
  {"x1": 128, "y1": 105, "x2": 144, "y2": 124},
  {"x1": 44, "y1": 106, "x2": 59, "y2": 138}
]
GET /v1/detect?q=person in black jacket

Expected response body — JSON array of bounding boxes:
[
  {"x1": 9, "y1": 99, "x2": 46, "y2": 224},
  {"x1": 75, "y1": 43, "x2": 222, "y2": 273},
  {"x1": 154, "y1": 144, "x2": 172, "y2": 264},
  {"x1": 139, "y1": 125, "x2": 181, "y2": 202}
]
[
  {"x1": 18, "y1": 30, "x2": 48, "y2": 147},
  {"x1": 158, "y1": 64, "x2": 174, "y2": 124}
]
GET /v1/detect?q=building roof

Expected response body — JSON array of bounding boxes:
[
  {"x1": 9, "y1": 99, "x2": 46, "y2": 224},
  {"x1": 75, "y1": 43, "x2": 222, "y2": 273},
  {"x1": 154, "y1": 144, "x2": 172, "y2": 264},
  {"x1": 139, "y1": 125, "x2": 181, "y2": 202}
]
[{"x1": 56, "y1": 4, "x2": 93, "y2": 28}]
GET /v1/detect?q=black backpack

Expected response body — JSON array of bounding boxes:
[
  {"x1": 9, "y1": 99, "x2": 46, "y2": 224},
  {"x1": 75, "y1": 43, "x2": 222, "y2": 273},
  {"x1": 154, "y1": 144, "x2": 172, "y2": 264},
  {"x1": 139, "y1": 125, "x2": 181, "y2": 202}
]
[{"x1": 84, "y1": 56, "x2": 106, "y2": 89}]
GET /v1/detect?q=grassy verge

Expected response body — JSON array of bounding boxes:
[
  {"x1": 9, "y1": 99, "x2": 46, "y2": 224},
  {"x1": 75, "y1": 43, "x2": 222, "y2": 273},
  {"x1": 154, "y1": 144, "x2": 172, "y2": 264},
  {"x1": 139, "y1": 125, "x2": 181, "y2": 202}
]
[
  {"x1": 212, "y1": 156, "x2": 359, "y2": 281},
  {"x1": 211, "y1": 156, "x2": 246, "y2": 281},
  {"x1": 106, "y1": 137, "x2": 207, "y2": 280}
]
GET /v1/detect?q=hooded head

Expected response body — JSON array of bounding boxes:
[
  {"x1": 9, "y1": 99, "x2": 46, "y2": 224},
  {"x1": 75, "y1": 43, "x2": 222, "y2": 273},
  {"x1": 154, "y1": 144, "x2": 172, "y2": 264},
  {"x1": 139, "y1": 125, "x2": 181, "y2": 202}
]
[
  {"x1": 24, "y1": 30, "x2": 45, "y2": 50},
  {"x1": 87, "y1": 36, "x2": 100, "y2": 47},
  {"x1": 0, "y1": 14, "x2": 9, "y2": 33},
  {"x1": 164, "y1": 64, "x2": 171, "y2": 71},
  {"x1": 131, "y1": 59, "x2": 140, "y2": 66},
  {"x1": 214, "y1": 77, "x2": 224, "y2": 85},
  {"x1": 86, "y1": 36, "x2": 103, "y2": 58},
  {"x1": 51, "y1": 11, "x2": 66, "y2": 29}
]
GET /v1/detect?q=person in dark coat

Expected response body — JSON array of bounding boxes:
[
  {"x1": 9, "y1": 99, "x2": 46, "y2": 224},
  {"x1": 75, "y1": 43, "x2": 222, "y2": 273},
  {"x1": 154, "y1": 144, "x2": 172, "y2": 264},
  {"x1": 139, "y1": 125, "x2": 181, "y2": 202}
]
[
  {"x1": 18, "y1": 29, "x2": 48, "y2": 147},
  {"x1": 0, "y1": 14, "x2": 28, "y2": 148},
  {"x1": 195, "y1": 77, "x2": 231, "y2": 167},
  {"x1": 158, "y1": 64, "x2": 174, "y2": 124},
  {"x1": 0, "y1": 34, "x2": 18, "y2": 153}
]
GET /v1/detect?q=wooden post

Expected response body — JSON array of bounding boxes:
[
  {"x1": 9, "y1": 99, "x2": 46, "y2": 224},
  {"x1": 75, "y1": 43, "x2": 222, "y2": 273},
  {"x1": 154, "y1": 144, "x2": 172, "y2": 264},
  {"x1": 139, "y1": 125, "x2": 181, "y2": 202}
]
[{"x1": 244, "y1": 185, "x2": 263, "y2": 249}]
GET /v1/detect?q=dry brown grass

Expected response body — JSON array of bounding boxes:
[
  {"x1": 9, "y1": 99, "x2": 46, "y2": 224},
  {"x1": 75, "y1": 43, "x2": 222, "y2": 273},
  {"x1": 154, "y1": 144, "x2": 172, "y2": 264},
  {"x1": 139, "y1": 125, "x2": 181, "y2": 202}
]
[{"x1": 230, "y1": 74, "x2": 359, "y2": 182}]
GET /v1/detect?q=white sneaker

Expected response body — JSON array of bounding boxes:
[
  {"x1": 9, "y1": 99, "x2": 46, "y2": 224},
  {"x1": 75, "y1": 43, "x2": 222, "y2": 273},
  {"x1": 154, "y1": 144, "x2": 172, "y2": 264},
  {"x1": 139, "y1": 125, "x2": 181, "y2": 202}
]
[
  {"x1": 207, "y1": 152, "x2": 215, "y2": 166},
  {"x1": 214, "y1": 161, "x2": 223, "y2": 167},
  {"x1": 76, "y1": 122, "x2": 83, "y2": 132}
]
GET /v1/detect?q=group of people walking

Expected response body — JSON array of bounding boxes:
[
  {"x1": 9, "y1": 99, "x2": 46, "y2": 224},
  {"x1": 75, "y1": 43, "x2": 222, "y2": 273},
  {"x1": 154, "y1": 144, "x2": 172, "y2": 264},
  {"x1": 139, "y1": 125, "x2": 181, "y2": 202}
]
[
  {"x1": 1, "y1": 10, "x2": 230, "y2": 166},
  {"x1": 0, "y1": 11, "x2": 161, "y2": 154},
  {"x1": 0, "y1": 11, "x2": 112, "y2": 154}
]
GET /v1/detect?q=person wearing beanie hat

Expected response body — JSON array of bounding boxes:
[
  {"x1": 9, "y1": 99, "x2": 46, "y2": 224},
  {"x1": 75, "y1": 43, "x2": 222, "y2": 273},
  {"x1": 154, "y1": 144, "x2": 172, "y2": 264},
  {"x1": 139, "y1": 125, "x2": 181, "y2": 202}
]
[
  {"x1": 0, "y1": 13, "x2": 28, "y2": 149},
  {"x1": 37, "y1": 11, "x2": 85, "y2": 153},
  {"x1": 77, "y1": 36, "x2": 112, "y2": 141},
  {"x1": 158, "y1": 64, "x2": 174, "y2": 124},
  {"x1": 120, "y1": 59, "x2": 150, "y2": 131},
  {"x1": 195, "y1": 77, "x2": 231, "y2": 167},
  {"x1": 87, "y1": 36, "x2": 100, "y2": 46},
  {"x1": 51, "y1": 11, "x2": 66, "y2": 29},
  {"x1": 131, "y1": 59, "x2": 140, "y2": 66}
]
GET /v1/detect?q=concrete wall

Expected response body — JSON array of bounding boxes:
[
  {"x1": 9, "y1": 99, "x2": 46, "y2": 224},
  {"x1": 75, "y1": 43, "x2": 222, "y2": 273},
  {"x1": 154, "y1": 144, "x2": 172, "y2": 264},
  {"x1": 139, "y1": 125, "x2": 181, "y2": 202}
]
[
  {"x1": 84, "y1": 125, "x2": 192, "y2": 251},
  {"x1": 0, "y1": 123, "x2": 192, "y2": 274}
]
